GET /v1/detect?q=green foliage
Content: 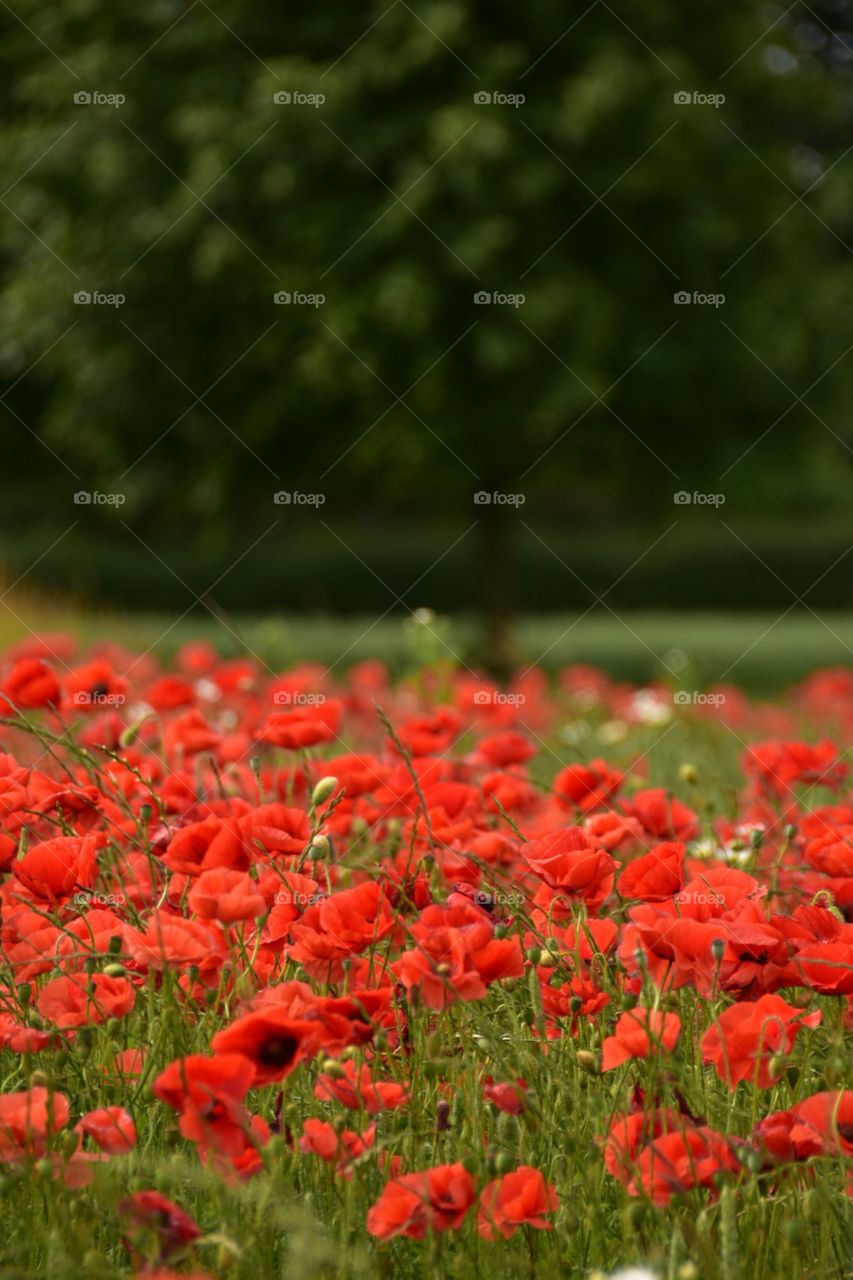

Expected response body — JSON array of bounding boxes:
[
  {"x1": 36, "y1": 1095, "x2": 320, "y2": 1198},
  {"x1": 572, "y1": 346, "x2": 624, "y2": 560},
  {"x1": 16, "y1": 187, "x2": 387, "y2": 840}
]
[{"x1": 2, "y1": 0, "x2": 853, "y2": 564}]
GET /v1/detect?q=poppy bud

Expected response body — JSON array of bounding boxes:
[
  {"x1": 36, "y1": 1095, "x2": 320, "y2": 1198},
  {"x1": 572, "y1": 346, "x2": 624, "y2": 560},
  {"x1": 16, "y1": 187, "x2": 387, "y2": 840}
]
[
  {"x1": 575, "y1": 1050, "x2": 600, "y2": 1076},
  {"x1": 526, "y1": 947, "x2": 543, "y2": 965},
  {"x1": 103, "y1": 963, "x2": 126, "y2": 978},
  {"x1": 677, "y1": 1266, "x2": 699, "y2": 1280},
  {"x1": 493, "y1": 1151, "x2": 514, "y2": 1174},
  {"x1": 108, "y1": 934, "x2": 123, "y2": 955},
  {"x1": 711, "y1": 937, "x2": 726, "y2": 961},
  {"x1": 139, "y1": 804, "x2": 152, "y2": 823},
  {"x1": 18, "y1": 983, "x2": 31, "y2": 1008},
  {"x1": 679, "y1": 763, "x2": 698, "y2": 785},
  {"x1": 461, "y1": 1153, "x2": 479, "y2": 1175},
  {"x1": 28, "y1": 1070, "x2": 49, "y2": 1088},
  {"x1": 320, "y1": 1058, "x2": 346, "y2": 1078},
  {"x1": 309, "y1": 835, "x2": 330, "y2": 861},
  {"x1": 311, "y1": 776, "x2": 339, "y2": 807},
  {"x1": 769, "y1": 1053, "x2": 787, "y2": 1079},
  {"x1": 120, "y1": 713, "x2": 153, "y2": 748}
]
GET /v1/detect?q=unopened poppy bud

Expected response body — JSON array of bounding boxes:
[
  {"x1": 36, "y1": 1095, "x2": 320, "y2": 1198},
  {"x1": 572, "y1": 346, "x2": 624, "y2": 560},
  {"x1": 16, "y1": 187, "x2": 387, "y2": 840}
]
[
  {"x1": 29, "y1": 1070, "x2": 49, "y2": 1088},
  {"x1": 576, "y1": 1050, "x2": 599, "y2": 1076},
  {"x1": 108, "y1": 934, "x2": 123, "y2": 955},
  {"x1": 436, "y1": 1100, "x2": 452, "y2": 1132},
  {"x1": 711, "y1": 937, "x2": 726, "y2": 961},
  {"x1": 825, "y1": 1056, "x2": 846, "y2": 1086},
  {"x1": 461, "y1": 1153, "x2": 479, "y2": 1175},
  {"x1": 35, "y1": 1158, "x2": 53, "y2": 1178},
  {"x1": 769, "y1": 1053, "x2": 787, "y2": 1079},
  {"x1": 139, "y1": 803, "x2": 152, "y2": 823},
  {"x1": 493, "y1": 1151, "x2": 515, "y2": 1174},
  {"x1": 677, "y1": 1266, "x2": 699, "y2": 1280},
  {"x1": 120, "y1": 714, "x2": 153, "y2": 748},
  {"x1": 18, "y1": 983, "x2": 31, "y2": 1008},
  {"x1": 187, "y1": 964, "x2": 200, "y2": 984},
  {"x1": 321, "y1": 1058, "x2": 346, "y2": 1078},
  {"x1": 351, "y1": 817, "x2": 369, "y2": 838},
  {"x1": 103, "y1": 963, "x2": 126, "y2": 978},
  {"x1": 784, "y1": 823, "x2": 797, "y2": 840},
  {"x1": 309, "y1": 835, "x2": 330, "y2": 861},
  {"x1": 311, "y1": 776, "x2": 339, "y2": 806},
  {"x1": 742, "y1": 1148, "x2": 764, "y2": 1173},
  {"x1": 679, "y1": 763, "x2": 698, "y2": 785},
  {"x1": 526, "y1": 946, "x2": 543, "y2": 965}
]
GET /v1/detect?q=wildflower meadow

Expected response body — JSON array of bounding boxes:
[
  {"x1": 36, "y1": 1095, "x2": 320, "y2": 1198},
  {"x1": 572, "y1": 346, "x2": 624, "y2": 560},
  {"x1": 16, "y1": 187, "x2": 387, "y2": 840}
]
[{"x1": 0, "y1": 639, "x2": 851, "y2": 1279}]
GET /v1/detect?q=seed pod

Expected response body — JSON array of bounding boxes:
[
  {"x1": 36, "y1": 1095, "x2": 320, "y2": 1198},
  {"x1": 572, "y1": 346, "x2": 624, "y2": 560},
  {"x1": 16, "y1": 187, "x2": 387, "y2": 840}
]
[{"x1": 311, "y1": 776, "x2": 339, "y2": 806}]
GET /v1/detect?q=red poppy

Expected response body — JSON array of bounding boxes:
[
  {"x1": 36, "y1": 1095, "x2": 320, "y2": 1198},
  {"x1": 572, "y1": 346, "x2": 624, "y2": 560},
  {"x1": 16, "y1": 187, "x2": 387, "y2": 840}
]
[
  {"x1": 314, "y1": 1060, "x2": 409, "y2": 1114},
  {"x1": 118, "y1": 1190, "x2": 201, "y2": 1264},
  {"x1": 211, "y1": 1009, "x2": 320, "y2": 1085},
  {"x1": 0, "y1": 1087, "x2": 69, "y2": 1162},
  {"x1": 153, "y1": 1054, "x2": 255, "y2": 1157},
  {"x1": 0, "y1": 657, "x2": 61, "y2": 710},
  {"x1": 77, "y1": 1106, "x2": 136, "y2": 1154},
  {"x1": 258, "y1": 700, "x2": 342, "y2": 750},
  {"x1": 522, "y1": 827, "x2": 616, "y2": 906},
  {"x1": 477, "y1": 1165, "x2": 559, "y2": 1239},
  {"x1": 621, "y1": 788, "x2": 699, "y2": 842},
  {"x1": 366, "y1": 1161, "x2": 476, "y2": 1240},
  {"x1": 701, "y1": 994, "x2": 821, "y2": 1088},
  {"x1": 37, "y1": 974, "x2": 136, "y2": 1029},
  {"x1": 187, "y1": 868, "x2": 266, "y2": 924},
  {"x1": 13, "y1": 835, "x2": 100, "y2": 905},
  {"x1": 483, "y1": 1078, "x2": 529, "y2": 1115},
  {"x1": 629, "y1": 1126, "x2": 738, "y2": 1204},
  {"x1": 602, "y1": 1007, "x2": 681, "y2": 1071},
  {"x1": 300, "y1": 1117, "x2": 376, "y2": 1177},
  {"x1": 617, "y1": 841, "x2": 685, "y2": 902},
  {"x1": 554, "y1": 759, "x2": 624, "y2": 813}
]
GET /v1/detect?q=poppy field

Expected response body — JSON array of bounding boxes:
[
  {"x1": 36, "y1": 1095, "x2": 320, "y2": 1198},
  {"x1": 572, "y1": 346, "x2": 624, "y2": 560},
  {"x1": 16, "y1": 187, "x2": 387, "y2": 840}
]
[{"x1": 0, "y1": 637, "x2": 852, "y2": 1280}]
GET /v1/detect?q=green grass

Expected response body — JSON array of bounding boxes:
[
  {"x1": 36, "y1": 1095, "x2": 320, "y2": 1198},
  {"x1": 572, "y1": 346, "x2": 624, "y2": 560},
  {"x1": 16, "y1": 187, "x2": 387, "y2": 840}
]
[{"x1": 2, "y1": 599, "x2": 852, "y2": 691}]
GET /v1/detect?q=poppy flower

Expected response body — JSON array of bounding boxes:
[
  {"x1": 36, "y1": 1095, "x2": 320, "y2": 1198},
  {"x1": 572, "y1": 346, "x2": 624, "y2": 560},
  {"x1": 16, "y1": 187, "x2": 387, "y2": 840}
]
[
  {"x1": 621, "y1": 788, "x2": 699, "y2": 842},
  {"x1": 187, "y1": 868, "x2": 266, "y2": 924},
  {"x1": 118, "y1": 1190, "x2": 201, "y2": 1264},
  {"x1": 522, "y1": 827, "x2": 616, "y2": 906},
  {"x1": 300, "y1": 1117, "x2": 376, "y2": 1177},
  {"x1": 701, "y1": 994, "x2": 821, "y2": 1088},
  {"x1": 628, "y1": 1126, "x2": 738, "y2": 1204},
  {"x1": 554, "y1": 759, "x2": 624, "y2": 813},
  {"x1": 477, "y1": 1165, "x2": 559, "y2": 1239},
  {"x1": 617, "y1": 842, "x2": 685, "y2": 902},
  {"x1": 483, "y1": 1078, "x2": 530, "y2": 1115},
  {"x1": 13, "y1": 835, "x2": 100, "y2": 905},
  {"x1": 0, "y1": 1087, "x2": 70, "y2": 1162},
  {"x1": 314, "y1": 1060, "x2": 409, "y2": 1114},
  {"x1": 786, "y1": 1091, "x2": 853, "y2": 1159},
  {"x1": 37, "y1": 974, "x2": 136, "y2": 1029},
  {"x1": 258, "y1": 700, "x2": 342, "y2": 750},
  {"x1": 366, "y1": 1161, "x2": 476, "y2": 1240},
  {"x1": 602, "y1": 1008, "x2": 681, "y2": 1071},
  {"x1": 77, "y1": 1106, "x2": 136, "y2": 1154},
  {"x1": 211, "y1": 1009, "x2": 320, "y2": 1085},
  {"x1": 163, "y1": 816, "x2": 249, "y2": 875},
  {"x1": 0, "y1": 658, "x2": 61, "y2": 711},
  {"x1": 153, "y1": 1054, "x2": 255, "y2": 1158}
]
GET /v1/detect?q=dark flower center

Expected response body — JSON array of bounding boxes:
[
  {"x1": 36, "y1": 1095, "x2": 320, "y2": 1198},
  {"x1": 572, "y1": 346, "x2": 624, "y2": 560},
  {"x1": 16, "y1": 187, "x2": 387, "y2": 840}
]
[{"x1": 258, "y1": 1035, "x2": 299, "y2": 1068}]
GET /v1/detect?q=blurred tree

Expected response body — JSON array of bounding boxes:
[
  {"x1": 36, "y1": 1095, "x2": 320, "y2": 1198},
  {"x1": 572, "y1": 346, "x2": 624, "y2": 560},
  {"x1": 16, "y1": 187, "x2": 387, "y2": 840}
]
[{"x1": 1, "y1": 0, "x2": 853, "y2": 662}]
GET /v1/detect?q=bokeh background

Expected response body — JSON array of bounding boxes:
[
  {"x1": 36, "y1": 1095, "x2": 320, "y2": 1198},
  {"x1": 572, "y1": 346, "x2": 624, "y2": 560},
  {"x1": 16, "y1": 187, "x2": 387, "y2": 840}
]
[{"x1": 2, "y1": 0, "x2": 853, "y2": 684}]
